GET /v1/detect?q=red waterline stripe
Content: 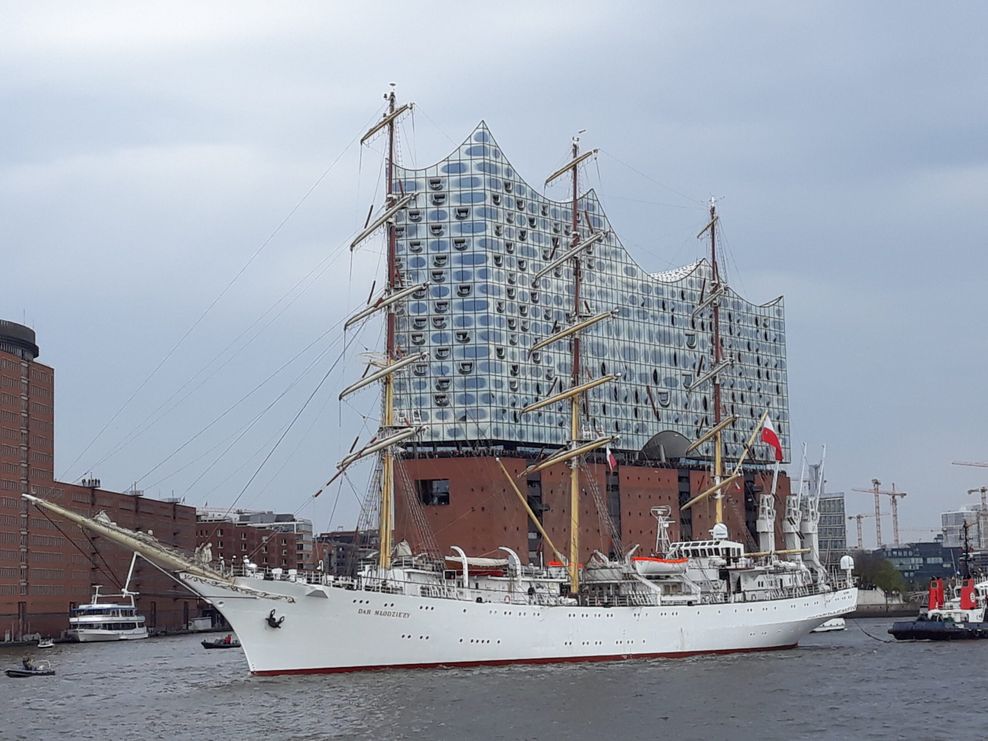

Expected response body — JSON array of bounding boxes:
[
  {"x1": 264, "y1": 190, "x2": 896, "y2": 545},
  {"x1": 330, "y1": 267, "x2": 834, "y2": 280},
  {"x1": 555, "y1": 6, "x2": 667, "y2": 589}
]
[{"x1": 251, "y1": 643, "x2": 797, "y2": 676}]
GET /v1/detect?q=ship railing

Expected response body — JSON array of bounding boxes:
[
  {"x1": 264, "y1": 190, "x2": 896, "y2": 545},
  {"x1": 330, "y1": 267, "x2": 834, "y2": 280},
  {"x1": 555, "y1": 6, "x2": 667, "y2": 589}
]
[{"x1": 580, "y1": 593, "x2": 659, "y2": 608}]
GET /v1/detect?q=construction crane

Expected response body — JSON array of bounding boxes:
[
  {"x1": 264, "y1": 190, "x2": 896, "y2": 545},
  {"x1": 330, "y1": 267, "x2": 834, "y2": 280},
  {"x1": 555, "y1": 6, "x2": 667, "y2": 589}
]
[
  {"x1": 851, "y1": 479, "x2": 908, "y2": 547},
  {"x1": 847, "y1": 513, "x2": 877, "y2": 550}
]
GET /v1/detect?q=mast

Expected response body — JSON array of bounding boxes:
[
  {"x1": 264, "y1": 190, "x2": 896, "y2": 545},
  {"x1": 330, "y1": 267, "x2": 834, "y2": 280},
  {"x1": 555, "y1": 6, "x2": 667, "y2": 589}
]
[
  {"x1": 707, "y1": 199, "x2": 725, "y2": 527},
  {"x1": 342, "y1": 85, "x2": 417, "y2": 572},
  {"x1": 528, "y1": 133, "x2": 608, "y2": 594},
  {"x1": 567, "y1": 133, "x2": 583, "y2": 594},
  {"x1": 379, "y1": 85, "x2": 400, "y2": 572}
]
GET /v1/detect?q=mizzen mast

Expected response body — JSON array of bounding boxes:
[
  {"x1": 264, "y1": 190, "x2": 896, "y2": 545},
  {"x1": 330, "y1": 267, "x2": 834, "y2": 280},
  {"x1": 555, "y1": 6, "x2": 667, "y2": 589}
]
[{"x1": 693, "y1": 198, "x2": 732, "y2": 533}]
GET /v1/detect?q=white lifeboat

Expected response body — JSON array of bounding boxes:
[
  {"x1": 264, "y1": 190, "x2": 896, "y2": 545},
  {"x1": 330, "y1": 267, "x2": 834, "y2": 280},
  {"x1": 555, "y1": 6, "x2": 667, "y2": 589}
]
[{"x1": 631, "y1": 556, "x2": 688, "y2": 575}]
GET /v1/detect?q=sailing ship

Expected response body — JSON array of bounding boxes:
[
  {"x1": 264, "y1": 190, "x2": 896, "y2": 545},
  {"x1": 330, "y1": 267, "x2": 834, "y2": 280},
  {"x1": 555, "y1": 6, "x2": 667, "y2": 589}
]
[{"x1": 24, "y1": 89, "x2": 856, "y2": 675}]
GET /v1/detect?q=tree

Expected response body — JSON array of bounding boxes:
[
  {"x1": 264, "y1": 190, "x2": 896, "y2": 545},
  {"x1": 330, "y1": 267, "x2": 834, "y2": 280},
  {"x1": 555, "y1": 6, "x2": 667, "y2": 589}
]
[{"x1": 853, "y1": 551, "x2": 906, "y2": 595}]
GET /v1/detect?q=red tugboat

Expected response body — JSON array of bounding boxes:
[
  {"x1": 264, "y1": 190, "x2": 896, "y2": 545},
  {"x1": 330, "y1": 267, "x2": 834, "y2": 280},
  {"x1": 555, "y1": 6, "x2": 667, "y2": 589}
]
[{"x1": 889, "y1": 578, "x2": 988, "y2": 640}]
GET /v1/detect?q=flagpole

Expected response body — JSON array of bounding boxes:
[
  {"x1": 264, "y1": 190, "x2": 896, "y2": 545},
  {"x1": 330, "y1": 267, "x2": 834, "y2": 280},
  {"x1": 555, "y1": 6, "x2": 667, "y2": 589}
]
[{"x1": 770, "y1": 459, "x2": 781, "y2": 496}]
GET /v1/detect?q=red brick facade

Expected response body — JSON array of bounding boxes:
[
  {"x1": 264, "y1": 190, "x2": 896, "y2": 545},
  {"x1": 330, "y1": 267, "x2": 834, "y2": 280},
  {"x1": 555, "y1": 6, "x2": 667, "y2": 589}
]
[
  {"x1": 0, "y1": 342, "x2": 200, "y2": 641},
  {"x1": 394, "y1": 456, "x2": 793, "y2": 565},
  {"x1": 195, "y1": 519, "x2": 298, "y2": 571}
]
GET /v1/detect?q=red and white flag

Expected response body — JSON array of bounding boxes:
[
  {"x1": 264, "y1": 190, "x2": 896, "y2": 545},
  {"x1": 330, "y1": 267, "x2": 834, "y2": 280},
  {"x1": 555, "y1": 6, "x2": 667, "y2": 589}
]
[
  {"x1": 606, "y1": 445, "x2": 617, "y2": 472},
  {"x1": 761, "y1": 416, "x2": 784, "y2": 462}
]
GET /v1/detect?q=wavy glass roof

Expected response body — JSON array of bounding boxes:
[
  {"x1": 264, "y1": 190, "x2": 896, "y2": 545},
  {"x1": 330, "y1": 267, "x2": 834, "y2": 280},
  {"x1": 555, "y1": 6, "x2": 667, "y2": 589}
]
[{"x1": 388, "y1": 123, "x2": 789, "y2": 462}]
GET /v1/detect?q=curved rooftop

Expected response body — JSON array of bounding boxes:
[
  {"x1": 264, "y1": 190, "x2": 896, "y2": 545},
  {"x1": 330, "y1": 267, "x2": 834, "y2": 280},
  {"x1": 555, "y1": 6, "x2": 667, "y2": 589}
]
[
  {"x1": 0, "y1": 319, "x2": 39, "y2": 361},
  {"x1": 387, "y1": 122, "x2": 790, "y2": 461}
]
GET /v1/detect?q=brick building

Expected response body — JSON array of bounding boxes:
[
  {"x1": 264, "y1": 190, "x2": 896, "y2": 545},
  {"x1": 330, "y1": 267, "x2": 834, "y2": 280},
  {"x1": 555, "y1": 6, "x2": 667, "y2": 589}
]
[
  {"x1": 195, "y1": 515, "x2": 299, "y2": 572},
  {"x1": 0, "y1": 320, "x2": 200, "y2": 640}
]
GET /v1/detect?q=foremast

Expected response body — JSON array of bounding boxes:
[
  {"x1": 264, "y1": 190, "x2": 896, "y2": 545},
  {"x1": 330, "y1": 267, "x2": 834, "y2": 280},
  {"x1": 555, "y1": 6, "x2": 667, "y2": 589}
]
[
  {"x1": 379, "y1": 86, "x2": 399, "y2": 572},
  {"x1": 332, "y1": 86, "x2": 420, "y2": 573}
]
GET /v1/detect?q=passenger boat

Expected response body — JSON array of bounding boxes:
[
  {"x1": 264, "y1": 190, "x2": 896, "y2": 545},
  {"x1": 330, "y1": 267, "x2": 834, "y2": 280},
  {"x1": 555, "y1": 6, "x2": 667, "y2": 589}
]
[
  {"x1": 21, "y1": 89, "x2": 857, "y2": 675},
  {"x1": 37, "y1": 638, "x2": 54, "y2": 648},
  {"x1": 67, "y1": 574, "x2": 149, "y2": 642},
  {"x1": 890, "y1": 577, "x2": 988, "y2": 640}
]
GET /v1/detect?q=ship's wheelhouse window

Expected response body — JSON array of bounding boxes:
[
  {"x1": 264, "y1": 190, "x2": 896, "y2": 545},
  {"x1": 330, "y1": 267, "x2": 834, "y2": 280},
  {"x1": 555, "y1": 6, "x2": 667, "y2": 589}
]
[{"x1": 417, "y1": 479, "x2": 450, "y2": 506}]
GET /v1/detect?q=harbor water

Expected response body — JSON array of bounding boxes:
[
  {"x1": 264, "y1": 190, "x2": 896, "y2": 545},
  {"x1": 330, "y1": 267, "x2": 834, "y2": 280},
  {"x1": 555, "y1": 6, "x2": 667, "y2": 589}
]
[{"x1": 0, "y1": 618, "x2": 982, "y2": 740}]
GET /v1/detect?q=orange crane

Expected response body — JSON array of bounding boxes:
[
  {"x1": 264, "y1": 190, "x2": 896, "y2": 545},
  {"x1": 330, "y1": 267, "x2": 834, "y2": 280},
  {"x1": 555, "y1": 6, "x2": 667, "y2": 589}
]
[
  {"x1": 851, "y1": 479, "x2": 908, "y2": 546},
  {"x1": 847, "y1": 513, "x2": 877, "y2": 550}
]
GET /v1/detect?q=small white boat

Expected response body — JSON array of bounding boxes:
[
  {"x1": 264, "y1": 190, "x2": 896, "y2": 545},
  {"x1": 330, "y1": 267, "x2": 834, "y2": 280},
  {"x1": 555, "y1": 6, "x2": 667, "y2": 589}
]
[
  {"x1": 37, "y1": 638, "x2": 54, "y2": 649},
  {"x1": 811, "y1": 618, "x2": 846, "y2": 633}
]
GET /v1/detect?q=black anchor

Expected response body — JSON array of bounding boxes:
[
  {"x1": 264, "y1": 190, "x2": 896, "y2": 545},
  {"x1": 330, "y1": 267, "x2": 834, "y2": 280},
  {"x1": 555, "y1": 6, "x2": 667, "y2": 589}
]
[{"x1": 266, "y1": 609, "x2": 285, "y2": 629}]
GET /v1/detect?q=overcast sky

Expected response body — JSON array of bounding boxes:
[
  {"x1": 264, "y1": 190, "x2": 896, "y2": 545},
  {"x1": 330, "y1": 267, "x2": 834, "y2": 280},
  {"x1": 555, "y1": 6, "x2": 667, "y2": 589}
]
[{"x1": 2, "y1": 2, "x2": 986, "y2": 548}]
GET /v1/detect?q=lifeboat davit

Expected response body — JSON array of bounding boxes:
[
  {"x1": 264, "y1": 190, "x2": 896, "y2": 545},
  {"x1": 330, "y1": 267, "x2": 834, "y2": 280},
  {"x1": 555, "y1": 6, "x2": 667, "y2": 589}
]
[{"x1": 631, "y1": 556, "x2": 688, "y2": 575}]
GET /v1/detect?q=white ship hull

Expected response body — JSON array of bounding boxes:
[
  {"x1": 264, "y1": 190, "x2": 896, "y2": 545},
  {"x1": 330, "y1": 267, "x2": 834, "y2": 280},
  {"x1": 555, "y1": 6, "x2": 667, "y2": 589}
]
[{"x1": 183, "y1": 574, "x2": 857, "y2": 675}]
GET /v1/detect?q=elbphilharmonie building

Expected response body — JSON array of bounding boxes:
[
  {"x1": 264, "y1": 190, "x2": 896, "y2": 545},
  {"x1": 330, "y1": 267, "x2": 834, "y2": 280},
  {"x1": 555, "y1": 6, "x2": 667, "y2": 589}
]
[{"x1": 386, "y1": 123, "x2": 793, "y2": 562}]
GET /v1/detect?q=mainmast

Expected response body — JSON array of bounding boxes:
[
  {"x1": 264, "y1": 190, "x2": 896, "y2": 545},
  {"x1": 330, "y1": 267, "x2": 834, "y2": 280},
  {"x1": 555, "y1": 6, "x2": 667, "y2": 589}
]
[
  {"x1": 567, "y1": 135, "x2": 583, "y2": 594},
  {"x1": 524, "y1": 133, "x2": 613, "y2": 594}
]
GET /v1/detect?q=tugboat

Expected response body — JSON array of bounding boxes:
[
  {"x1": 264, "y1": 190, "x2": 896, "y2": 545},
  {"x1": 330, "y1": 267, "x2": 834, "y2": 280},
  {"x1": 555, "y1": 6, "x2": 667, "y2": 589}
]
[{"x1": 889, "y1": 577, "x2": 988, "y2": 640}]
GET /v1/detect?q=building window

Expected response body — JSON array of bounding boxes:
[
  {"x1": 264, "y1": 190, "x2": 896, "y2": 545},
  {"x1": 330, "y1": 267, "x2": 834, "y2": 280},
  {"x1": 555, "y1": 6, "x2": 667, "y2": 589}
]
[{"x1": 417, "y1": 479, "x2": 450, "y2": 506}]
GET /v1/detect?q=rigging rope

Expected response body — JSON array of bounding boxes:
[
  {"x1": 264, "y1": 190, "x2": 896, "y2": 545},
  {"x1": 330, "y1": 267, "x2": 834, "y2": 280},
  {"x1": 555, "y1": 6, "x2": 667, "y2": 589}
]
[
  {"x1": 394, "y1": 456, "x2": 442, "y2": 558},
  {"x1": 61, "y1": 103, "x2": 387, "y2": 483},
  {"x1": 36, "y1": 507, "x2": 122, "y2": 590},
  {"x1": 848, "y1": 618, "x2": 894, "y2": 643},
  {"x1": 203, "y1": 330, "x2": 358, "y2": 544},
  {"x1": 580, "y1": 460, "x2": 624, "y2": 557}
]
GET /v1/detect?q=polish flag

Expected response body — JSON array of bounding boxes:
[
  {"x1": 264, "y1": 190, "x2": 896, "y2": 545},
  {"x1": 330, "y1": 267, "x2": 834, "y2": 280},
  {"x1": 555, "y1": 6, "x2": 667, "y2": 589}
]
[
  {"x1": 606, "y1": 445, "x2": 617, "y2": 472},
  {"x1": 761, "y1": 416, "x2": 784, "y2": 462}
]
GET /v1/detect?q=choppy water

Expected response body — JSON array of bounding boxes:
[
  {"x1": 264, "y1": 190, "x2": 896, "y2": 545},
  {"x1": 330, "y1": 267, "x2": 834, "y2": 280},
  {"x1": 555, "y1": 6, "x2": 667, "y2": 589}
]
[{"x1": 0, "y1": 619, "x2": 983, "y2": 740}]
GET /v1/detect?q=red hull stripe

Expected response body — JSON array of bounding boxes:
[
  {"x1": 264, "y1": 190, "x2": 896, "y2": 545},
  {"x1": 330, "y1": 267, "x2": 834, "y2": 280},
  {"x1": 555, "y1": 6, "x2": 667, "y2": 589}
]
[{"x1": 251, "y1": 643, "x2": 797, "y2": 676}]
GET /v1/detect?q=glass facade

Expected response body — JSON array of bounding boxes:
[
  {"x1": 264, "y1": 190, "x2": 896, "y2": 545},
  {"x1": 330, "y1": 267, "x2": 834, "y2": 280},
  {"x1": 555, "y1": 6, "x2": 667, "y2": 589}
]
[
  {"x1": 390, "y1": 123, "x2": 789, "y2": 461},
  {"x1": 818, "y1": 493, "x2": 847, "y2": 565}
]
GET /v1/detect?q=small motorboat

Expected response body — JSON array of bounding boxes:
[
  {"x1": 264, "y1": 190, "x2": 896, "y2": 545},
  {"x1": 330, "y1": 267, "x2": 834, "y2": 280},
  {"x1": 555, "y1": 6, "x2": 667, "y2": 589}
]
[
  {"x1": 202, "y1": 634, "x2": 240, "y2": 649},
  {"x1": 811, "y1": 618, "x2": 846, "y2": 633},
  {"x1": 37, "y1": 638, "x2": 54, "y2": 649},
  {"x1": 6, "y1": 659, "x2": 54, "y2": 678}
]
